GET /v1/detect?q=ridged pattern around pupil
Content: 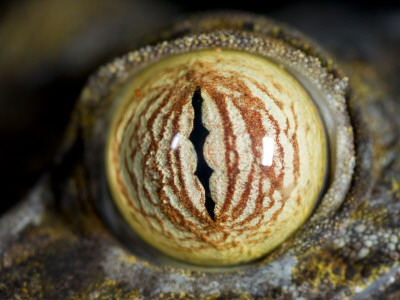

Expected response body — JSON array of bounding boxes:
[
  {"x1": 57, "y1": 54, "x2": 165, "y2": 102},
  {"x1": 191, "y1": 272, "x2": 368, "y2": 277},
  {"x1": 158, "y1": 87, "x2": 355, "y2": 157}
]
[{"x1": 107, "y1": 50, "x2": 327, "y2": 265}]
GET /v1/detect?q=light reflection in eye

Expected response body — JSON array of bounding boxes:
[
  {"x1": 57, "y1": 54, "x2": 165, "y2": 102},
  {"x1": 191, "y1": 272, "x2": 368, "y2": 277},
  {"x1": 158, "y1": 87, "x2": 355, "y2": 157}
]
[
  {"x1": 262, "y1": 136, "x2": 275, "y2": 167},
  {"x1": 170, "y1": 133, "x2": 182, "y2": 150},
  {"x1": 170, "y1": 133, "x2": 276, "y2": 167}
]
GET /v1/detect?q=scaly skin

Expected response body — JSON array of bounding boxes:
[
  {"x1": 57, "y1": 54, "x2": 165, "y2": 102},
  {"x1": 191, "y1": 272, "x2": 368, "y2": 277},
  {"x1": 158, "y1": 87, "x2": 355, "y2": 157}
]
[{"x1": 1, "y1": 9, "x2": 400, "y2": 300}]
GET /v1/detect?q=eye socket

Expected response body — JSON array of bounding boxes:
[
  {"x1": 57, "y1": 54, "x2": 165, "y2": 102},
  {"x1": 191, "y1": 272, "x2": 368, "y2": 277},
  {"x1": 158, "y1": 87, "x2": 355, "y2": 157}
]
[{"x1": 80, "y1": 16, "x2": 355, "y2": 268}]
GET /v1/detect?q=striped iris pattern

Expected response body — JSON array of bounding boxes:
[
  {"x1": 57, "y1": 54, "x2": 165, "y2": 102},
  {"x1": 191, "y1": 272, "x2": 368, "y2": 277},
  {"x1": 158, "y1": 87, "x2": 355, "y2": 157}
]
[{"x1": 107, "y1": 50, "x2": 327, "y2": 265}]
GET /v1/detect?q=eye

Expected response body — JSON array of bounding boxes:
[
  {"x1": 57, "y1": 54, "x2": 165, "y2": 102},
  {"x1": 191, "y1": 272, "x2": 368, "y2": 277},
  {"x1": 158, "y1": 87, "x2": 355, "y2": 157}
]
[
  {"x1": 81, "y1": 15, "x2": 355, "y2": 267},
  {"x1": 105, "y1": 50, "x2": 327, "y2": 266}
]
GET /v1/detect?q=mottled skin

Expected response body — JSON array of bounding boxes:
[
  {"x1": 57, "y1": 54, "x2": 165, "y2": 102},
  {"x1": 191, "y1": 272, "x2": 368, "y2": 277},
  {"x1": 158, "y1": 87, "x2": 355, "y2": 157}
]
[{"x1": 1, "y1": 9, "x2": 400, "y2": 300}]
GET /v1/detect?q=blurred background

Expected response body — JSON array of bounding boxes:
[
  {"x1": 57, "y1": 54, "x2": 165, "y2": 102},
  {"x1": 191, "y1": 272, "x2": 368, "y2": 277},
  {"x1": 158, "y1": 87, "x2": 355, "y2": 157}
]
[{"x1": 0, "y1": 0, "x2": 399, "y2": 214}]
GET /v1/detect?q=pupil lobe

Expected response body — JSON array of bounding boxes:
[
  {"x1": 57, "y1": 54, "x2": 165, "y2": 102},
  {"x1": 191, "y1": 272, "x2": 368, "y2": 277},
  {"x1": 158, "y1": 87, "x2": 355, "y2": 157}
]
[{"x1": 189, "y1": 87, "x2": 215, "y2": 221}]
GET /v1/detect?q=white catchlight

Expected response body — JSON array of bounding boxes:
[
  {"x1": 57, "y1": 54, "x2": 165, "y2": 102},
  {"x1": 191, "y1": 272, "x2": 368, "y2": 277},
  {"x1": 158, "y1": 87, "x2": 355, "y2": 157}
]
[
  {"x1": 170, "y1": 133, "x2": 182, "y2": 150},
  {"x1": 262, "y1": 136, "x2": 274, "y2": 166}
]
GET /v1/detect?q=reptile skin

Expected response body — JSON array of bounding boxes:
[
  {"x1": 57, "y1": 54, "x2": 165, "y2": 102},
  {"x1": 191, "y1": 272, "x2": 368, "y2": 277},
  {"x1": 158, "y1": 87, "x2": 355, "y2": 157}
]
[{"x1": 0, "y1": 3, "x2": 399, "y2": 299}]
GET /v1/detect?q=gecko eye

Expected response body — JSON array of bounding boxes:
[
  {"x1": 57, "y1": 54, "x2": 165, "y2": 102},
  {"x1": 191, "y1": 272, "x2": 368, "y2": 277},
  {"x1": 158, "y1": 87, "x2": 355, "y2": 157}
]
[
  {"x1": 81, "y1": 17, "x2": 355, "y2": 267},
  {"x1": 106, "y1": 50, "x2": 327, "y2": 266}
]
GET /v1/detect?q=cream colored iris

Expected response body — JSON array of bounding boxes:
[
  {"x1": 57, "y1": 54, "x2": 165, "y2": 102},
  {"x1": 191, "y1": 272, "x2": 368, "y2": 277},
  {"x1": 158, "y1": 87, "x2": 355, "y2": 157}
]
[{"x1": 106, "y1": 50, "x2": 327, "y2": 266}]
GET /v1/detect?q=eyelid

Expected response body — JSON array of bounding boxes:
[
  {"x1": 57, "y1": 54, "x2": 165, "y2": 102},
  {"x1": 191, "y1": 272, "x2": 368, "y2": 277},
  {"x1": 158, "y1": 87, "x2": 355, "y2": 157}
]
[{"x1": 79, "y1": 13, "x2": 355, "y2": 269}]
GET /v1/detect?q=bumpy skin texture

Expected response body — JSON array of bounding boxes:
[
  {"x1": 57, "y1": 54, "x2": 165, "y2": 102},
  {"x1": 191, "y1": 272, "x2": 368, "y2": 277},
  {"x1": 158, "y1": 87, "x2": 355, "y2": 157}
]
[{"x1": 0, "y1": 12, "x2": 400, "y2": 300}]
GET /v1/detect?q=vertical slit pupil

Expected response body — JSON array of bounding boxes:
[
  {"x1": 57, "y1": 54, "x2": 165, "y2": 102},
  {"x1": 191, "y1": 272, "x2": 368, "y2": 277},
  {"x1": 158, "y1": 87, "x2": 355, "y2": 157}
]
[{"x1": 189, "y1": 87, "x2": 215, "y2": 221}]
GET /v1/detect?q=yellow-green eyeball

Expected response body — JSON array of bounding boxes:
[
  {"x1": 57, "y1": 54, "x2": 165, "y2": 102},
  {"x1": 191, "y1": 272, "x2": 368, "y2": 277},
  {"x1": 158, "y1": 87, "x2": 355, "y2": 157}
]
[{"x1": 106, "y1": 50, "x2": 327, "y2": 266}]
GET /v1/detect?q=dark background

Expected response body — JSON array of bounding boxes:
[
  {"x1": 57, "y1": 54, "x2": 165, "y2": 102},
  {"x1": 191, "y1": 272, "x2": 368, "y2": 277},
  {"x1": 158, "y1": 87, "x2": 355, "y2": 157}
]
[{"x1": 1, "y1": 0, "x2": 399, "y2": 214}]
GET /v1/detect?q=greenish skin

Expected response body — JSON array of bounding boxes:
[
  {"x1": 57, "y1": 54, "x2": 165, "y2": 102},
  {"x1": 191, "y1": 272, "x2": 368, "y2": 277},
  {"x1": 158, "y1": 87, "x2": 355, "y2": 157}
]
[{"x1": 1, "y1": 10, "x2": 400, "y2": 300}]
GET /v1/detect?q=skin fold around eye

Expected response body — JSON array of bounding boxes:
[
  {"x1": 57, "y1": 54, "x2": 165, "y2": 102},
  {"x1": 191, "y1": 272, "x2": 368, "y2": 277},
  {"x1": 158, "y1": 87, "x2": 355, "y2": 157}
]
[{"x1": 77, "y1": 13, "x2": 356, "y2": 275}]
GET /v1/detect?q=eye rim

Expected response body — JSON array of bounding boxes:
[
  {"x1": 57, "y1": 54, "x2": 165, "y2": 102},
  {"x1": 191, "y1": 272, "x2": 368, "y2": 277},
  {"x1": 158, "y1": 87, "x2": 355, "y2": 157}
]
[{"x1": 79, "y1": 13, "x2": 355, "y2": 270}]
